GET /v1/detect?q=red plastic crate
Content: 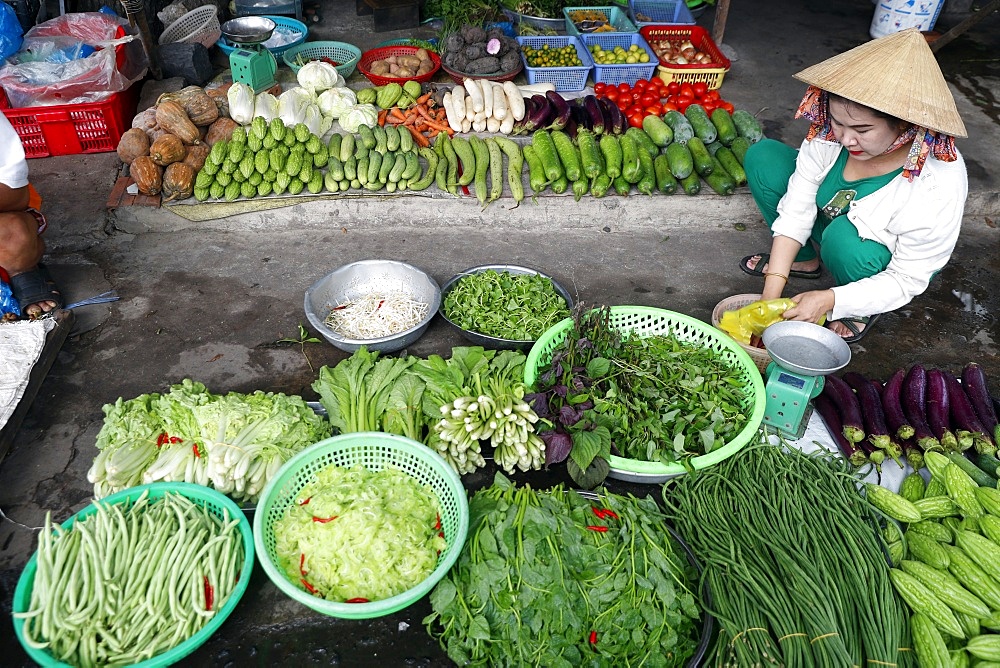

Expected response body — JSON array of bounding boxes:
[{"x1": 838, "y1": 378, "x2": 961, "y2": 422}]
[
  {"x1": 639, "y1": 25, "x2": 731, "y2": 90},
  {"x1": 0, "y1": 84, "x2": 139, "y2": 159}
]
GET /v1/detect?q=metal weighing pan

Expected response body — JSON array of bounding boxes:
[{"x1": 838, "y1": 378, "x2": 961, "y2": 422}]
[
  {"x1": 221, "y1": 16, "x2": 276, "y2": 45},
  {"x1": 761, "y1": 320, "x2": 851, "y2": 376}
]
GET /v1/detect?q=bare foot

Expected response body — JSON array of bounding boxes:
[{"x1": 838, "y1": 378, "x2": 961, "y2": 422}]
[
  {"x1": 745, "y1": 254, "x2": 820, "y2": 275},
  {"x1": 827, "y1": 320, "x2": 859, "y2": 339}
]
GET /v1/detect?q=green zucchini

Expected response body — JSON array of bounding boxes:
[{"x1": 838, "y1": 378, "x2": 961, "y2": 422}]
[
  {"x1": 599, "y1": 134, "x2": 622, "y2": 180},
  {"x1": 665, "y1": 142, "x2": 693, "y2": 180},
  {"x1": 687, "y1": 137, "x2": 714, "y2": 177},
  {"x1": 653, "y1": 154, "x2": 677, "y2": 195},
  {"x1": 711, "y1": 108, "x2": 739, "y2": 146},
  {"x1": 684, "y1": 104, "x2": 717, "y2": 144},
  {"x1": 678, "y1": 171, "x2": 701, "y2": 196},
  {"x1": 732, "y1": 109, "x2": 764, "y2": 143},
  {"x1": 715, "y1": 147, "x2": 747, "y2": 186}
]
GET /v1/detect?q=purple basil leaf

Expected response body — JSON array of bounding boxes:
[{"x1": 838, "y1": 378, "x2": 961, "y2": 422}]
[
  {"x1": 559, "y1": 405, "x2": 582, "y2": 426},
  {"x1": 578, "y1": 400, "x2": 594, "y2": 411},
  {"x1": 540, "y1": 369, "x2": 554, "y2": 386},
  {"x1": 554, "y1": 384, "x2": 568, "y2": 398},
  {"x1": 545, "y1": 431, "x2": 573, "y2": 465},
  {"x1": 525, "y1": 393, "x2": 550, "y2": 419},
  {"x1": 571, "y1": 376, "x2": 586, "y2": 391}
]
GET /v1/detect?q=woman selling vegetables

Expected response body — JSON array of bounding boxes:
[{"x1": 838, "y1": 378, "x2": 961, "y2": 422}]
[{"x1": 739, "y1": 29, "x2": 968, "y2": 344}]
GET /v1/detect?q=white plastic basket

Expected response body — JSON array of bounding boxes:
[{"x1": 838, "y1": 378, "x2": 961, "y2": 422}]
[{"x1": 159, "y1": 5, "x2": 222, "y2": 49}]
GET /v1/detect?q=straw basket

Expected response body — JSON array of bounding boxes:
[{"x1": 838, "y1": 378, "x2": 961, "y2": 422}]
[
  {"x1": 711, "y1": 294, "x2": 772, "y2": 375},
  {"x1": 159, "y1": 5, "x2": 222, "y2": 49}
]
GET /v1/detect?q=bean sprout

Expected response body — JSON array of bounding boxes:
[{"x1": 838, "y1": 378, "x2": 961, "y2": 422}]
[{"x1": 324, "y1": 291, "x2": 429, "y2": 340}]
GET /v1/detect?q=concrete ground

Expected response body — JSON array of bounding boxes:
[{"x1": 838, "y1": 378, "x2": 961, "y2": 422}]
[{"x1": 0, "y1": 0, "x2": 997, "y2": 665}]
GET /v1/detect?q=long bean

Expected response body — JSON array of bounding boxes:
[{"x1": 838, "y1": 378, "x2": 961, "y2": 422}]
[{"x1": 14, "y1": 491, "x2": 245, "y2": 666}]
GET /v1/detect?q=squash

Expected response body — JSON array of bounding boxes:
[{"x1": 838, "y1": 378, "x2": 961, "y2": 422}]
[
  {"x1": 181, "y1": 144, "x2": 210, "y2": 171},
  {"x1": 162, "y1": 162, "x2": 195, "y2": 202},
  {"x1": 158, "y1": 86, "x2": 219, "y2": 126},
  {"x1": 205, "y1": 117, "x2": 238, "y2": 146},
  {"x1": 131, "y1": 156, "x2": 163, "y2": 196},
  {"x1": 116, "y1": 128, "x2": 150, "y2": 165},
  {"x1": 155, "y1": 100, "x2": 200, "y2": 145},
  {"x1": 149, "y1": 134, "x2": 186, "y2": 166},
  {"x1": 205, "y1": 84, "x2": 231, "y2": 118}
]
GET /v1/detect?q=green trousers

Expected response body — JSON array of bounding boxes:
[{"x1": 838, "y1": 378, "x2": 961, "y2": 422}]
[{"x1": 744, "y1": 139, "x2": 892, "y2": 286}]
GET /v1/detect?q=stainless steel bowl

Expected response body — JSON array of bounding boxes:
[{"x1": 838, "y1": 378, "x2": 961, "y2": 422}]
[
  {"x1": 438, "y1": 264, "x2": 574, "y2": 351},
  {"x1": 304, "y1": 260, "x2": 441, "y2": 354},
  {"x1": 221, "y1": 16, "x2": 276, "y2": 45}
]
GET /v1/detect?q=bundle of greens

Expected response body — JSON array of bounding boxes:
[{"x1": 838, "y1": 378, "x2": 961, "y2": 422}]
[
  {"x1": 87, "y1": 380, "x2": 331, "y2": 503},
  {"x1": 425, "y1": 474, "x2": 704, "y2": 666},
  {"x1": 661, "y1": 443, "x2": 912, "y2": 667},
  {"x1": 527, "y1": 306, "x2": 751, "y2": 488}
]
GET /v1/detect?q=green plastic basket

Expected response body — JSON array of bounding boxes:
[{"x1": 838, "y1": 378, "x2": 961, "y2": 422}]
[
  {"x1": 282, "y1": 41, "x2": 362, "y2": 79},
  {"x1": 524, "y1": 306, "x2": 766, "y2": 480},
  {"x1": 253, "y1": 432, "x2": 470, "y2": 619},
  {"x1": 12, "y1": 482, "x2": 255, "y2": 668}
]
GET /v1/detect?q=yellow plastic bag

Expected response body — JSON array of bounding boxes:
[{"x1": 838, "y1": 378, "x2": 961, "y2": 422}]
[{"x1": 719, "y1": 299, "x2": 798, "y2": 345}]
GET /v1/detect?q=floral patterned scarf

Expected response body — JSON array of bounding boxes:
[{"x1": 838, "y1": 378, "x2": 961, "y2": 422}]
[{"x1": 795, "y1": 85, "x2": 958, "y2": 180}]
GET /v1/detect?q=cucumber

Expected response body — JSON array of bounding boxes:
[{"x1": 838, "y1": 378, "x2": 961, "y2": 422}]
[
  {"x1": 599, "y1": 134, "x2": 622, "y2": 180},
  {"x1": 357, "y1": 124, "x2": 376, "y2": 150},
  {"x1": 636, "y1": 149, "x2": 655, "y2": 196},
  {"x1": 619, "y1": 133, "x2": 641, "y2": 184},
  {"x1": 665, "y1": 142, "x2": 693, "y2": 180},
  {"x1": 642, "y1": 114, "x2": 673, "y2": 148},
  {"x1": 711, "y1": 108, "x2": 739, "y2": 146},
  {"x1": 590, "y1": 174, "x2": 612, "y2": 198},
  {"x1": 732, "y1": 109, "x2": 765, "y2": 143},
  {"x1": 398, "y1": 124, "x2": 414, "y2": 153},
  {"x1": 367, "y1": 150, "x2": 383, "y2": 185},
  {"x1": 344, "y1": 154, "x2": 357, "y2": 181},
  {"x1": 533, "y1": 130, "x2": 564, "y2": 182},
  {"x1": 730, "y1": 136, "x2": 751, "y2": 164},
  {"x1": 715, "y1": 147, "x2": 747, "y2": 185},
  {"x1": 577, "y1": 130, "x2": 603, "y2": 180},
  {"x1": 687, "y1": 137, "x2": 714, "y2": 177},
  {"x1": 357, "y1": 155, "x2": 370, "y2": 186},
  {"x1": 551, "y1": 130, "x2": 581, "y2": 183},
  {"x1": 626, "y1": 127, "x2": 658, "y2": 159},
  {"x1": 378, "y1": 149, "x2": 395, "y2": 183},
  {"x1": 387, "y1": 152, "x2": 407, "y2": 183},
  {"x1": 664, "y1": 110, "x2": 695, "y2": 144},
  {"x1": 451, "y1": 137, "x2": 476, "y2": 186},
  {"x1": 550, "y1": 174, "x2": 570, "y2": 195},
  {"x1": 684, "y1": 104, "x2": 717, "y2": 144},
  {"x1": 400, "y1": 151, "x2": 421, "y2": 181},
  {"x1": 384, "y1": 124, "x2": 400, "y2": 152},
  {"x1": 653, "y1": 154, "x2": 677, "y2": 194},
  {"x1": 612, "y1": 174, "x2": 631, "y2": 196},
  {"x1": 327, "y1": 155, "x2": 345, "y2": 182},
  {"x1": 523, "y1": 144, "x2": 547, "y2": 195},
  {"x1": 372, "y1": 124, "x2": 388, "y2": 154},
  {"x1": 679, "y1": 171, "x2": 701, "y2": 196}
]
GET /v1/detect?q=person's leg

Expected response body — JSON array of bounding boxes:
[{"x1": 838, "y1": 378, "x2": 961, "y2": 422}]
[
  {"x1": 0, "y1": 210, "x2": 60, "y2": 316},
  {"x1": 818, "y1": 216, "x2": 891, "y2": 340},
  {"x1": 743, "y1": 139, "x2": 819, "y2": 269}
]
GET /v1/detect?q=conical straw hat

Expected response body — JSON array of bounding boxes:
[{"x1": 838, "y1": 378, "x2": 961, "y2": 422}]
[{"x1": 793, "y1": 28, "x2": 966, "y2": 138}]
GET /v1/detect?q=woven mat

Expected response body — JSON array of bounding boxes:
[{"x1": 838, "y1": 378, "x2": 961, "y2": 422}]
[
  {"x1": 164, "y1": 191, "x2": 437, "y2": 222},
  {"x1": 0, "y1": 319, "x2": 56, "y2": 431}
]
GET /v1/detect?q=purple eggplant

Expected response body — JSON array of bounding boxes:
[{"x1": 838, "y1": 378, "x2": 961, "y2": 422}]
[
  {"x1": 944, "y1": 369, "x2": 996, "y2": 455},
  {"x1": 600, "y1": 96, "x2": 627, "y2": 134},
  {"x1": 520, "y1": 94, "x2": 553, "y2": 134},
  {"x1": 926, "y1": 368, "x2": 960, "y2": 451},
  {"x1": 545, "y1": 90, "x2": 571, "y2": 131},
  {"x1": 902, "y1": 364, "x2": 943, "y2": 452},
  {"x1": 596, "y1": 96, "x2": 614, "y2": 134},
  {"x1": 583, "y1": 95, "x2": 605, "y2": 135},
  {"x1": 844, "y1": 372, "x2": 892, "y2": 451},
  {"x1": 821, "y1": 374, "x2": 866, "y2": 443},
  {"x1": 813, "y1": 394, "x2": 868, "y2": 467},
  {"x1": 963, "y1": 362, "x2": 1000, "y2": 445},
  {"x1": 899, "y1": 437, "x2": 925, "y2": 471},
  {"x1": 881, "y1": 368, "x2": 915, "y2": 441}
]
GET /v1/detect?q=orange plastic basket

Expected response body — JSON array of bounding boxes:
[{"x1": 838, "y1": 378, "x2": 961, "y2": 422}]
[
  {"x1": 639, "y1": 24, "x2": 730, "y2": 90},
  {"x1": 711, "y1": 294, "x2": 771, "y2": 376},
  {"x1": 358, "y1": 46, "x2": 441, "y2": 86}
]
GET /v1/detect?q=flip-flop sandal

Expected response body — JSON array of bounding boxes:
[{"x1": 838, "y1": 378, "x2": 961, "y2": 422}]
[
  {"x1": 10, "y1": 263, "x2": 63, "y2": 315},
  {"x1": 739, "y1": 253, "x2": 823, "y2": 280},
  {"x1": 833, "y1": 313, "x2": 882, "y2": 344}
]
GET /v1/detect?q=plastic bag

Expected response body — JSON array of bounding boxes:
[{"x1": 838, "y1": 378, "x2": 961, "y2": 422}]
[
  {"x1": 719, "y1": 299, "x2": 798, "y2": 345},
  {"x1": 0, "y1": 280, "x2": 20, "y2": 318},
  {"x1": 0, "y1": 12, "x2": 147, "y2": 107},
  {"x1": 0, "y1": 2, "x2": 24, "y2": 62}
]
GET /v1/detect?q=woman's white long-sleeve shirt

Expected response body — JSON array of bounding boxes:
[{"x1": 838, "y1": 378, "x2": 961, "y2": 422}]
[{"x1": 770, "y1": 137, "x2": 968, "y2": 321}]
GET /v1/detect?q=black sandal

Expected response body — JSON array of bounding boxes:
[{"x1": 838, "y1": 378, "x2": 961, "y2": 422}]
[
  {"x1": 10, "y1": 263, "x2": 63, "y2": 315},
  {"x1": 739, "y1": 253, "x2": 822, "y2": 280},
  {"x1": 832, "y1": 313, "x2": 882, "y2": 344}
]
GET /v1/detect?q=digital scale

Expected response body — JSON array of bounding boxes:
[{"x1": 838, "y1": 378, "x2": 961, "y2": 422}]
[
  {"x1": 220, "y1": 16, "x2": 278, "y2": 93},
  {"x1": 760, "y1": 321, "x2": 852, "y2": 439}
]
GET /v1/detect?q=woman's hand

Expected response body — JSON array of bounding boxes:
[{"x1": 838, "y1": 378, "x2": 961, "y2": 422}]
[{"x1": 783, "y1": 289, "x2": 835, "y2": 324}]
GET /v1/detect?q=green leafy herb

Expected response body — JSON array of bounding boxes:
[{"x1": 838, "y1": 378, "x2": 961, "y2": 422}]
[
  {"x1": 312, "y1": 347, "x2": 416, "y2": 434},
  {"x1": 277, "y1": 323, "x2": 322, "y2": 371},
  {"x1": 425, "y1": 475, "x2": 703, "y2": 666},
  {"x1": 443, "y1": 269, "x2": 571, "y2": 341}
]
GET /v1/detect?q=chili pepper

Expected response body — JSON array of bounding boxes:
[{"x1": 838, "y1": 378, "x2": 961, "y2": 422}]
[
  {"x1": 191, "y1": 443, "x2": 200, "y2": 458},
  {"x1": 300, "y1": 578, "x2": 318, "y2": 595},
  {"x1": 204, "y1": 576, "x2": 214, "y2": 611},
  {"x1": 297, "y1": 496, "x2": 312, "y2": 506},
  {"x1": 438, "y1": 531, "x2": 445, "y2": 539},
  {"x1": 169, "y1": 436, "x2": 182, "y2": 444},
  {"x1": 299, "y1": 553, "x2": 308, "y2": 576},
  {"x1": 156, "y1": 432, "x2": 167, "y2": 447},
  {"x1": 589, "y1": 630, "x2": 598, "y2": 644},
  {"x1": 586, "y1": 525, "x2": 609, "y2": 533},
  {"x1": 434, "y1": 514, "x2": 441, "y2": 530},
  {"x1": 345, "y1": 597, "x2": 369, "y2": 603},
  {"x1": 376, "y1": 299, "x2": 385, "y2": 310},
  {"x1": 312, "y1": 515, "x2": 338, "y2": 523},
  {"x1": 602, "y1": 509, "x2": 619, "y2": 520}
]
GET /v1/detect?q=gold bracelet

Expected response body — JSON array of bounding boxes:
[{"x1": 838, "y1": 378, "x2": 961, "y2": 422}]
[{"x1": 764, "y1": 271, "x2": 788, "y2": 282}]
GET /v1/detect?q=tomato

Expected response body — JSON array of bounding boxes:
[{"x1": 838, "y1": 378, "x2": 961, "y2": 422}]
[
  {"x1": 718, "y1": 101, "x2": 735, "y2": 114},
  {"x1": 628, "y1": 112, "x2": 645, "y2": 129},
  {"x1": 704, "y1": 90, "x2": 720, "y2": 102},
  {"x1": 676, "y1": 99, "x2": 693, "y2": 114},
  {"x1": 633, "y1": 79, "x2": 647, "y2": 91},
  {"x1": 661, "y1": 101, "x2": 678, "y2": 113},
  {"x1": 617, "y1": 83, "x2": 632, "y2": 95},
  {"x1": 645, "y1": 104, "x2": 664, "y2": 116},
  {"x1": 626, "y1": 103, "x2": 644, "y2": 118},
  {"x1": 701, "y1": 101, "x2": 716, "y2": 115},
  {"x1": 692, "y1": 82, "x2": 708, "y2": 99},
  {"x1": 605, "y1": 89, "x2": 619, "y2": 102},
  {"x1": 639, "y1": 92, "x2": 658, "y2": 107},
  {"x1": 677, "y1": 90, "x2": 694, "y2": 105},
  {"x1": 680, "y1": 82, "x2": 694, "y2": 97},
  {"x1": 617, "y1": 98, "x2": 630, "y2": 112},
  {"x1": 594, "y1": 82, "x2": 607, "y2": 95},
  {"x1": 652, "y1": 77, "x2": 667, "y2": 93},
  {"x1": 667, "y1": 81, "x2": 680, "y2": 95}
]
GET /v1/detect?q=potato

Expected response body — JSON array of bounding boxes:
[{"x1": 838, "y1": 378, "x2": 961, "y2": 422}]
[
  {"x1": 397, "y1": 55, "x2": 421, "y2": 69},
  {"x1": 414, "y1": 48, "x2": 429, "y2": 61},
  {"x1": 395, "y1": 66, "x2": 415, "y2": 78},
  {"x1": 389, "y1": 63, "x2": 400, "y2": 74},
  {"x1": 416, "y1": 60, "x2": 433, "y2": 76},
  {"x1": 370, "y1": 60, "x2": 390, "y2": 75},
  {"x1": 386, "y1": 56, "x2": 398, "y2": 65}
]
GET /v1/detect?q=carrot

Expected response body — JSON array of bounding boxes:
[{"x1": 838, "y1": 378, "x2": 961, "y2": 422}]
[
  {"x1": 416, "y1": 92, "x2": 433, "y2": 105},
  {"x1": 377, "y1": 109, "x2": 388, "y2": 127},
  {"x1": 405, "y1": 124, "x2": 430, "y2": 148},
  {"x1": 390, "y1": 107, "x2": 407, "y2": 123},
  {"x1": 415, "y1": 107, "x2": 452, "y2": 134}
]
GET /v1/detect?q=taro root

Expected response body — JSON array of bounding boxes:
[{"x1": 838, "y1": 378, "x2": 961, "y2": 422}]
[{"x1": 466, "y1": 57, "x2": 500, "y2": 75}]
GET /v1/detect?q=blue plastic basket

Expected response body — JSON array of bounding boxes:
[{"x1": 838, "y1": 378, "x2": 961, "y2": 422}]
[
  {"x1": 215, "y1": 16, "x2": 308, "y2": 56},
  {"x1": 628, "y1": 0, "x2": 696, "y2": 26},
  {"x1": 563, "y1": 6, "x2": 637, "y2": 36},
  {"x1": 517, "y1": 36, "x2": 593, "y2": 92},
  {"x1": 581, "y1": 32, "x2": 658, "y2": 86}
]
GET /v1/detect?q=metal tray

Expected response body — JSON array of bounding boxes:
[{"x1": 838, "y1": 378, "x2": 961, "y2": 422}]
[
  {"x1": 438, "y1": 264, "x2": 574, "y2": 351},
  {"x1": 502, "y1": 8, "x2": 567, "y2": 31},
  {"x1": 761, "y1": 320, "x2": 851, "y2": 376}
]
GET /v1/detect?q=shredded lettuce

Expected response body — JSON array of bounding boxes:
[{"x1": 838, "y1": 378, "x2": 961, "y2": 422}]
[{"x1": 273, "y1": 464, "x2": 445, "y2": 602}]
